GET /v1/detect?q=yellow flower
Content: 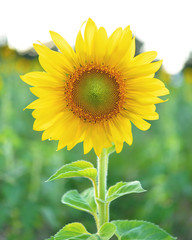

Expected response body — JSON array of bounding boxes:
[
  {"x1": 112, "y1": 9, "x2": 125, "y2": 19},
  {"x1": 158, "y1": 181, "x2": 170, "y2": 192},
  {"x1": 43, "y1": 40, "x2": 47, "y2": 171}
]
[{"x1": 21, "y1": 19, "x2": 169, "y2": 156}]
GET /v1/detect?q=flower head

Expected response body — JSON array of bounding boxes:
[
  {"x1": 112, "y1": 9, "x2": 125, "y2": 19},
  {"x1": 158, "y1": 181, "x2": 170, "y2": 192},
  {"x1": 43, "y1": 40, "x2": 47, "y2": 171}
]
[{"x1": 21, "y1": 19, "x2": 169, "y2": 156}]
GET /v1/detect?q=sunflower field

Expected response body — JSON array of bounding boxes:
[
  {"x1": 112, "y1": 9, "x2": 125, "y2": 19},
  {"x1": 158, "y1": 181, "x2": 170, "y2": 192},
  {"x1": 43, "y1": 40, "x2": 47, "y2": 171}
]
[{"x1": 0, "y1": 44, "x2": 192, "y2": 240}]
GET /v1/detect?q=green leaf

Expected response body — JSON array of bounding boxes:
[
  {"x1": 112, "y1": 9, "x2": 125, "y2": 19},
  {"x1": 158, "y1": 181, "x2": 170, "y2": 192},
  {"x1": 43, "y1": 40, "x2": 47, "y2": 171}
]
[
  {"x1": 87, "y1": 235, "x2": 101, "y2": 240},
  {"x1": 98, "y1": 222, "x2": 116, "y2": 240},
  {"x1": 107, "y1": 181, "x2": 145, "y2": 203},
  {"x1": 61, "y1": 188, "x2": 97, "y2": 216},
  {"x1": 87, "y1": 223, "x2": 116, "y2": 240},
  {"x1": 46, "y1": 160, "x2": 97, "y2": 183},
  {"x1": 53, "y1": 222, "x2": 91, "y2": 240},
  {"x1": 113, "y1": 220, "x2": 176, "y2": 240}
]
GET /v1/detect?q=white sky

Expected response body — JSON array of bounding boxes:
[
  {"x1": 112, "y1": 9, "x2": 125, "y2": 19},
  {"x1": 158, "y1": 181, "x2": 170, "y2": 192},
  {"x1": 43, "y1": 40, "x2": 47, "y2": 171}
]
[{"x1": 0, "y1": 0, "x2": 192, "y2": 74}]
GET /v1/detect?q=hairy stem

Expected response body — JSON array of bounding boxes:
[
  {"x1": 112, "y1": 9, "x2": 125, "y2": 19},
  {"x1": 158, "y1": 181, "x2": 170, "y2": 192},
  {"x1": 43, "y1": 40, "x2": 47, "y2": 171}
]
[
  {"x1": 92, "y1": 180, "x2": 99, "y2": 229},
  {"x1": 97, "y1": 148, "x2": 109, "y2": 228}
]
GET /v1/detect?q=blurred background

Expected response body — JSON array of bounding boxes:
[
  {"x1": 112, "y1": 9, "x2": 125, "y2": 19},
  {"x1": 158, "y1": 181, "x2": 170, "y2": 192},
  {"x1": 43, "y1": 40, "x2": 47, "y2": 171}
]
[{"x1": 0, "y1": 0, "x2": 192, "y2": 239}]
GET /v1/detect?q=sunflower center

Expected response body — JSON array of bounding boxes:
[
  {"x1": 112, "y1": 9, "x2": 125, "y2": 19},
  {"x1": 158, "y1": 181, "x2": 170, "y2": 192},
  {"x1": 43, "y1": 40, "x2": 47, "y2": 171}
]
[
  {"x1": 65, "y1": 64, "x2": 125, "y2": 123},
  {"x1": 73, "y1": 71, "x2": 119, "y2": 113}
]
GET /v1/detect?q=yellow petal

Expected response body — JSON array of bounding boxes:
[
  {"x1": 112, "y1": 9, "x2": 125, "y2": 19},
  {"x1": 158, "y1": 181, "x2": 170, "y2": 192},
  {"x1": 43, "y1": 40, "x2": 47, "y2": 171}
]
[
  {"x1": 117, "y1": 36, "x2": 136, "y2": 69},
  {"x1": 57, "y1": 139, "x2": 67, "y2": 151},
  {"x1": 143, "y1": 112, "x2": 159, "y2": 120},
  {"x1": 30, "y1": 86, "x2": 65, "y2": 98},
  {"x1": 69, "y1": 120, "x2": 85, "y2": 147},
  {"x1": 110, "y1": 115, "x2": 133, "y2": 146},
  {"x1": 123, "y1": 107, "x2": 159, "y2": 121},
  {"x1": 115, "y1": 142, "x2": 124, "y2": 153},
  {"x1": 116, "y1": 116, "x2": 133, "y2": 145},
  {"x1": 109, "y1": 26, "x2": 133, "y2": 67},
  {"x1": 84, "y1": 18, "x2": 98, "y2": 61},
  {"x1": 33, "y1": 43, "x2": 74, "y2": 76},
  {"x1": 20, "y1": 72, "x2": 64, "y2": 87},
  {"x1": 91, "y1": 124, "x2": 105, "y2": 156},
  {"x1": 33, "y1": 112, "x2": 63, "y2": 131},
  {"x1": 126, "y1": 77, "x2": 164, "y2": 86},
  {"x1": 99, "y1": 122, "x2": 112, "y2": 148},
  {"x1": 124, "y1": 102, "x2": 156, "y2": 112},
  {"x1": 104, "y1": 27, "x2": 122, "y2": 63},
  {"x1": 125, "y1": 77, "x2": 169, "y2": 97},
  {"x1": 129, "y1": 51, "x2": 157, "y2": 67},
  {"x1": 42, "y1": 111, "x2": 73, "y2": 141},
  {"x1": 32, "y1": 105, "x2": 65, "y2": 119},
  {"x1": 107, "y1": 118, "x2": 123, "y2": 143},
  {"x1": 93, "y1": 122, "x2": 112, "y2": 156},
  {"x1": 83, "y1": 138, "x2": 93, "y2": 154},
  {"x1": 49, "y1": 31, "x2": 79, "y2": 67},
  {"x1": 105, "y1": 119, "x2": 124, "y2": 153},
  {"x1": 104, "y1": 119, "x2": 126, "y2": 153},
  {"x1": 124, "y1": 60, "x2": 163, "y2": 78},
  {"x1": 55, "y1": 114, "x2": 77, "y2": 140},
  {"x1": 125, "y1": 112, "x2": 151, "y2": 131},
  {"x1": 58, "y1": 117, "x2": 84, "y2": 151},
  {"x1": 152, "y1": 87, "x2": 169, "y2": 96},
  {"x1": 127, "y1": 93, "x2": 165, "y2": 104},
  {"x1": 125, "y1": 88, "x2": 166, "y2": 104},
  {"x1": 93, "y1": 27, "x2": 108, "y2": 64},
  {"x1": 75, "y1": 30, "x2": 86, "y2": 65},
  {"x1": 83, "y1": 124, "x2": 93, "y2": 154},
  {"x1": 25, "y1": 95, "x2": 65, "y2": 109}
]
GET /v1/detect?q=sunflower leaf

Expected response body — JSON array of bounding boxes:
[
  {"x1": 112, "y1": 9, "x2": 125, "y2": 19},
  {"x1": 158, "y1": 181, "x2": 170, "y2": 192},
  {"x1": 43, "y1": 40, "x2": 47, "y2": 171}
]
[
  {"x1": 46, "y1": 160, "x2": 97, "y2": 183},
  {"x1": 112, "y1": 220, "x2": 176, "y2": 240},
  {"x1": 107, "y1": 181, "x2": 145, "y2": 203},
  {"x1": 98, "y1": 222, "x2": 116, "y2": 240},
  {"x1": 87, "y1": 235, "x2": 101, "y2": 240},
  {"x1": 87, "y1": 223, "x2": 116, "y2": 240},
  {"x1": 61, "y1": 188, "x2": 97, "y2": 216},
  {"x1": 47, "y1": 222, "x2": 91, "y2": 240}
]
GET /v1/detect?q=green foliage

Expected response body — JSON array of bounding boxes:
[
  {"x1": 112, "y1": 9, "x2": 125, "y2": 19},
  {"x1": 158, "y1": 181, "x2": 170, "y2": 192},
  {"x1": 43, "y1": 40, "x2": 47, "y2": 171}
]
[
  {"x1": 107, "y1": 181, "x2": 146, "y2": 203},
  {"x1": 47, "y1": 220, "x2": 176, "y2": 240},
  {"x1": 61, "y1": 188, "x2": 97, "y2": 216},
  {"x1": 46, "y1": 222, "x2": 91, "y2": 240},
  {"x1": 98, "y1": 222, "x2": 116, "y2": 240},
  {"x1": 47, "y1": 222, "x2": 116, "y2": 240},
  {"x1": 87, "y1": 235, "x2": 101, "y2": 240},
  {"x1": 47, "y1": 160, "x2": 97, "y2": 183},
  {"x1": 113, "y1": 220, "x2": 176, "y2": 240}
]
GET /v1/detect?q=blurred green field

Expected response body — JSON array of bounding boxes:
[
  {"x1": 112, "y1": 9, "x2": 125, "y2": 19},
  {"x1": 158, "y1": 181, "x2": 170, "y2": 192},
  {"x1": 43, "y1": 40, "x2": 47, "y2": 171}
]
[{"x1": 0, "y1": 46, "x2": 192, "y2": 240}]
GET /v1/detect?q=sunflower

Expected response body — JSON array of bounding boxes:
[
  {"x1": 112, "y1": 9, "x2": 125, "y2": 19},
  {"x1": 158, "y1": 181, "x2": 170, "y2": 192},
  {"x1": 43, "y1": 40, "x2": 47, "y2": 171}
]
[{"x1": 21, "y1": 18, "x2": 169, "y2": 156}]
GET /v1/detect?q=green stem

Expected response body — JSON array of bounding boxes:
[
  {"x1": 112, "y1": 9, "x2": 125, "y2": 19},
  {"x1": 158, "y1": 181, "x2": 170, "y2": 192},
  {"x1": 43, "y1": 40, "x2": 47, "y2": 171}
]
[
  {"x1": 93, "y1": 213, "x2": 99, "y2": 231},
  {"x1": 97, "y1": 148, "x2": 109, "y2": 228},
  {"x1": 105, "y1": 202, "x2": 110, "y2": 224},
  {"x1": 92, "y1": 180, "x2": 99, "y2": 229},
  {"x1": 93, "y1": 180, "x2": 98, "y2": 199}
]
